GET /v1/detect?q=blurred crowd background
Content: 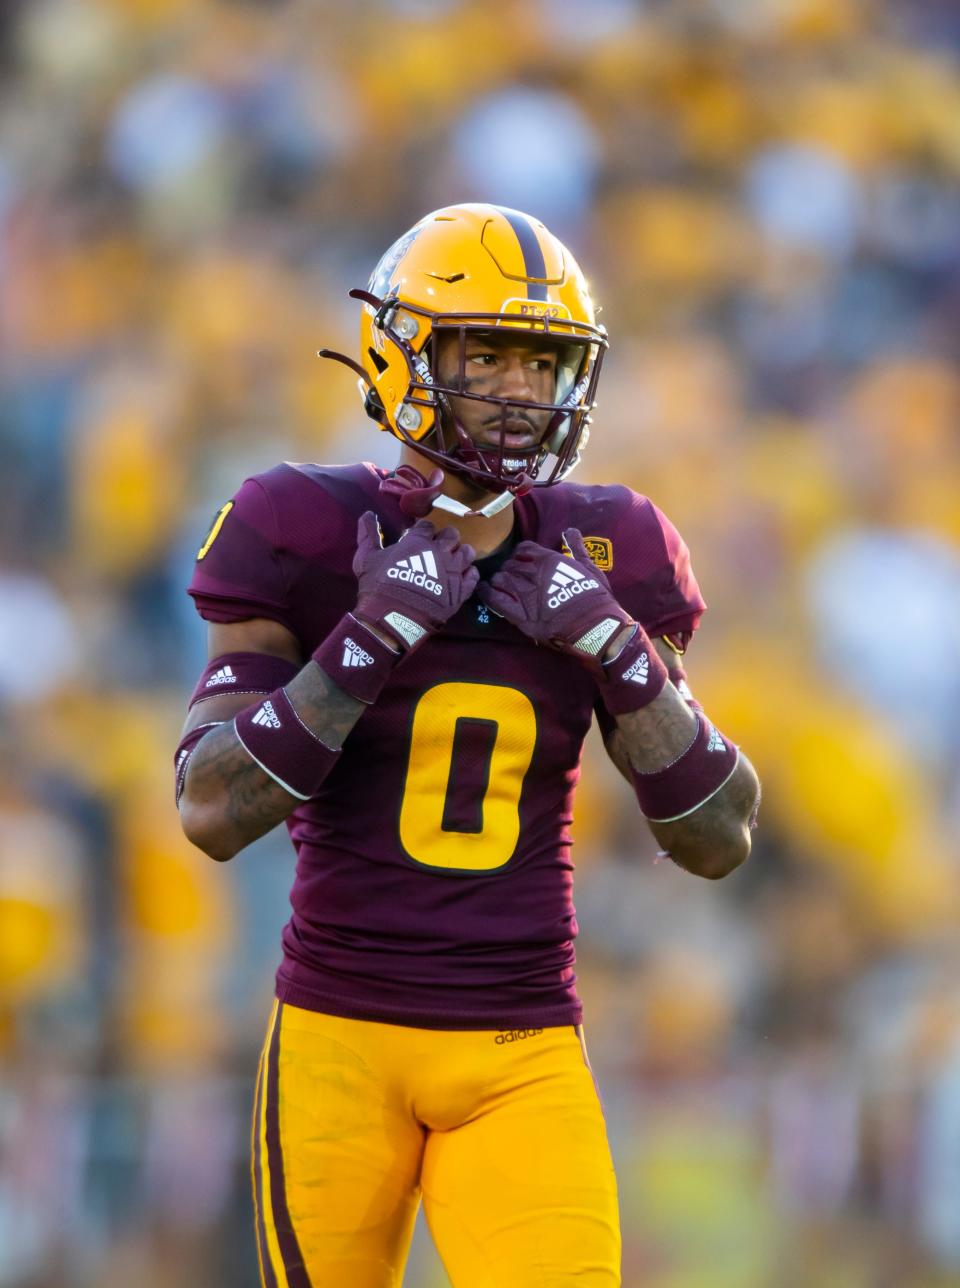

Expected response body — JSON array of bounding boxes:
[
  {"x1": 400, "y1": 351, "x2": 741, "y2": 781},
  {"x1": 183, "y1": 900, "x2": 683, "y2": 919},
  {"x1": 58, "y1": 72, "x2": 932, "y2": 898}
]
[{"x1": 2, "y1": 0, "x2": 960, "y2": 1284}]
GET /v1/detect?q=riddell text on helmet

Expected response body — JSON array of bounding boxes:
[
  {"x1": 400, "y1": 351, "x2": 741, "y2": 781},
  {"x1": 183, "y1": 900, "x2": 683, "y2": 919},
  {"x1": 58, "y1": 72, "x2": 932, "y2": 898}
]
[
  {"x1": 387, "y1": 566, "x2": 442, "y2": 595},
  {"x1": 547, "y1": 578, "x2": 599, "y2": 610}
]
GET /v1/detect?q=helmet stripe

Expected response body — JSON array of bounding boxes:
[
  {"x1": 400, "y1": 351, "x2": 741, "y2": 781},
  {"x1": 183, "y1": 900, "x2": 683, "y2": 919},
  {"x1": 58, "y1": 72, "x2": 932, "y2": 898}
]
[{"x1": 496, "y1": 207, "x2": 550, "y2": 301}]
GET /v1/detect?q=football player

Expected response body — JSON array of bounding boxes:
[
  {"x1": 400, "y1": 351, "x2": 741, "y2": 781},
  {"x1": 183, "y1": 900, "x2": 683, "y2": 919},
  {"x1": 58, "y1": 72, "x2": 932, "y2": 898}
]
[{"x1": 176, "y1": 204, "x2": 760, "y2": 1287}]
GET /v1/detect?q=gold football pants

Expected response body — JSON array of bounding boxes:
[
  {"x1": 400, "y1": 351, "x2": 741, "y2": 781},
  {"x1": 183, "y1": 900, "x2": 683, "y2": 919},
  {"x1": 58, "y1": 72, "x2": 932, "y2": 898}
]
[{"x1": 252, "y1": 1001, "x2": 621, "y2": 1287}]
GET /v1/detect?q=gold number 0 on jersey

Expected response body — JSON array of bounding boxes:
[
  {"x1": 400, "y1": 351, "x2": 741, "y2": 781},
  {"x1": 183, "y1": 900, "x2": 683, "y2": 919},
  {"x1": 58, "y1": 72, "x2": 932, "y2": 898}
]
[{"x1": 399, "y1": 682, "x2": 537, "y2": 872}]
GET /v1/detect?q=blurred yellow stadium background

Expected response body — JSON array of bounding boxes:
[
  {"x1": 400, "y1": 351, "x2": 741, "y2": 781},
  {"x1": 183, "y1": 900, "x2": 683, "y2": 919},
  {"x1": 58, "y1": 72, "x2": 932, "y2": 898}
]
[{"x1": 2, "y1": 1, "x2": 960, "y2": 1284}]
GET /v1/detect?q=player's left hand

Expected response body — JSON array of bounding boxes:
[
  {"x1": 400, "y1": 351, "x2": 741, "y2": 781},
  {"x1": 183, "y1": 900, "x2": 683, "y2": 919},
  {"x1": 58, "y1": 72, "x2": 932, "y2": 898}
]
[{"x1": 478, "y1": 529, "x2": 632, "y2": 663}]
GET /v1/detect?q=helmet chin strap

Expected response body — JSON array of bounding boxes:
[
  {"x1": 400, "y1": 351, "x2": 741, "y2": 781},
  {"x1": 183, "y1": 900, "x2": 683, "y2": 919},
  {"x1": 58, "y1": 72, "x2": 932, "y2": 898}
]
[
  {"x1": 431, "y1": 489, "x2": 515, "y2": 519},
  {"x1": 381, "y1": 460, "x2": 523, "y2": 521}
]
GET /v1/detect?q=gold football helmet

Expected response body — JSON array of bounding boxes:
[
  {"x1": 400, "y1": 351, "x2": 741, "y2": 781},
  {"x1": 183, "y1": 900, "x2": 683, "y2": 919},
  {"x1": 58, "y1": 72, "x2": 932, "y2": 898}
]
[{"x1": 320, "y1": 204, "x2": 608, "y2": 494}]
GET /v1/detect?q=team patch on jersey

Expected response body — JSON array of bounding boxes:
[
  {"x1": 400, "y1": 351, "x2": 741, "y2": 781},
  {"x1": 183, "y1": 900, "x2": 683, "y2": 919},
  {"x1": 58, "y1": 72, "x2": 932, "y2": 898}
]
[
  {"x1": 559, "y1": 535, "x2": 613, "y2": 571},
  {"x1": 583, "y1": 537, "x2": 613, "y2": 571},
  {"x1": 197, "y1": 501, "x2": 234, "y2": 561}
]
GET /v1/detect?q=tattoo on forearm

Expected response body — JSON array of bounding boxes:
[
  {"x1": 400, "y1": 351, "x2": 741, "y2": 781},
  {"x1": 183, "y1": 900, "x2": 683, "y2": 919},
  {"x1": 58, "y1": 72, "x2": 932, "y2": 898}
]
[
  {"x1": 615, "y1": 686, "x2": 699, "y2": 773},
  {"x1": 285, "y1": 661, "x2": 365, "y2": 749},
  {"x1": 185, "y1": 662, "x2": 366, "y2": 850},
  {"x1": 190, "y1": 722, "x2": 295, "y2": 838},
  {"x1": 607, "y1": 683, "x2": 761, "y2": 872}
]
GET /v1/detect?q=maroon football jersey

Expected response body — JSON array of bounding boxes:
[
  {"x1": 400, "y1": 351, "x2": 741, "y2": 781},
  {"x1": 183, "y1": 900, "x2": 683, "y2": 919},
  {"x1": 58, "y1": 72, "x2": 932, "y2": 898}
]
[{"x1": 188, "y1": 463, "x2": 705, "y2": 1029}]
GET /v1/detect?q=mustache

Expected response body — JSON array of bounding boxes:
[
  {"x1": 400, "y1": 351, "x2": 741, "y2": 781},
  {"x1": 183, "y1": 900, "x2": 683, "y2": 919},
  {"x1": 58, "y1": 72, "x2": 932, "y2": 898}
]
[{"x1": 481, "y1": 412, "x2": 539, "y2": 431}]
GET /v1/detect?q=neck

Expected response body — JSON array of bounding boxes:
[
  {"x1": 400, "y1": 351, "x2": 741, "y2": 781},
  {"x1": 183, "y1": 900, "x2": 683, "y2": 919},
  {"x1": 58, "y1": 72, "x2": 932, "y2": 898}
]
[{"x1": 398, "y1": 446, "x2": 516, "y2": 557}]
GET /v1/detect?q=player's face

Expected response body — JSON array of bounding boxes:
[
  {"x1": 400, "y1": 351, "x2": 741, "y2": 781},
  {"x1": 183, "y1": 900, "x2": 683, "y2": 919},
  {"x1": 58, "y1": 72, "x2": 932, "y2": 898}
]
[{"x1": 433, "y1": 330, "x2": 560, "y2": 452}]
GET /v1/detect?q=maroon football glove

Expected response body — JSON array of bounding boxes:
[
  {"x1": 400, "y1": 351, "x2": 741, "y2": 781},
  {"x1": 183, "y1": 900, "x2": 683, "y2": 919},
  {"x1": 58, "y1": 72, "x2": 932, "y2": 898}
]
[
  {"x1": 479, "y1": 528, "x2": 670, "y2": 710},
  {"x1": 353, "y1": 511, "x2": 479, "y2": 649},
  {"x1": 478, "y1": 529, "x2": 633, "y2": 661}
]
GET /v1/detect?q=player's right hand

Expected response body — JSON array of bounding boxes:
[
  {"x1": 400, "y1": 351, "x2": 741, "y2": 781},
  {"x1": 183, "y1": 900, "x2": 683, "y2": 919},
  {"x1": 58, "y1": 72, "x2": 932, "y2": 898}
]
[{"x1": 352, "y1": 511, "x2": 479, "y2": 650}]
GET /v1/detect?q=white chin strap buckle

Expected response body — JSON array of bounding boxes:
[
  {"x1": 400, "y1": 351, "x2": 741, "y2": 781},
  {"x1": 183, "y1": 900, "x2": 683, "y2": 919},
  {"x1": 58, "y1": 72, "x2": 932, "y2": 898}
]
[{"x1": 431, "y1": 490, "x2": 515, "y2": 519}]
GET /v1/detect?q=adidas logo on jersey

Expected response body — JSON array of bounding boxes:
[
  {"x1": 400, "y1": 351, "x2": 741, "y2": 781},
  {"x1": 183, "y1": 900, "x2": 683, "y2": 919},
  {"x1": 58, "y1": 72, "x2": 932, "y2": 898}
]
[
  {"x1": 342, "y1": 637, "x2": 374, "y2": 668},
  {"x1": 547, "y1": 561, "x2": 599, "y2": 609},
  {"x1": 388, "y1": 551, "x2": 442, "y2": 596},
  {"x1": 706, "y1": 724, "x2": 725, "y2": 752},
  {"x1": 621, "y1": 652, "x2": 650, "y2": 685},
  {"x1": 251, "y1": 700, "x2": 281, "y2": 728},
  {"x1": 205, "y1": 665, "x2": 236, "y2": 687}
]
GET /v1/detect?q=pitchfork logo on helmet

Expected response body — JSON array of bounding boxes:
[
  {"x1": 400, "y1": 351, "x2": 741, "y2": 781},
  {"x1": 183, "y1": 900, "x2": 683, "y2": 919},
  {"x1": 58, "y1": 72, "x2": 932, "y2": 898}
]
[
  {"x1": 369, "y1": 225, "x2": 422, "y2": 301},
  {"x1": 319, "y1": 204, "x2": 608, "y2": 495}
]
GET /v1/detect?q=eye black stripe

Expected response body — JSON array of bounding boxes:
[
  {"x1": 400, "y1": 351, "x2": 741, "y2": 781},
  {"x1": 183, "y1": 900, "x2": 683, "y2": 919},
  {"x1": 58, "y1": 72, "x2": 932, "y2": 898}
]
[{"x1": 496, "y1": 207, "x2": 550, "y2": 302}]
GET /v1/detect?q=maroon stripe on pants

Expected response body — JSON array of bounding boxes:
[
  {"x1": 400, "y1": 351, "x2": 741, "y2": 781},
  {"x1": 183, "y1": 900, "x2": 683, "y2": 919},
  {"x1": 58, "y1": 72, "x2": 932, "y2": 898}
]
[
  {"x1": 253, "y1": 1054, "x2": 277, "y2": 1288},
  {"x1": 266, "y1": 1003, "x2": 313, "y2": 1287}
]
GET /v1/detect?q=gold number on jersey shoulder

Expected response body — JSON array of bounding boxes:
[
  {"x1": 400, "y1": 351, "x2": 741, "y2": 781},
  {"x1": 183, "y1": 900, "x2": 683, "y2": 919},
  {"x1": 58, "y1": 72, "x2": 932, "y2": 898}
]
[
  {"x1": 197, "y1": 501, "x2": 234, "y2": 561},
  {"x1": 399, "y1": 681, "x2": 537, "y2": 873}
]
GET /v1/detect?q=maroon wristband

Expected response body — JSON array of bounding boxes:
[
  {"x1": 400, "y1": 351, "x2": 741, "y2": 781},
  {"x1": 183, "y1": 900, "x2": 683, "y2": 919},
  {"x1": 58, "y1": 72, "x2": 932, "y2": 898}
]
[
  {"x1": 598, "y1": 624, "x2": 669, "y2": 715},
  {"x1": 630, "y1": 715, "x2": 739, "y2": 822},
  {"x1": 189, "y1": 652, "x2": 300, "y2": 709},
  {"x1": 234, "y1": 688, "x2": 339, "y2": 801},
  {"x1": 312, "y1": 613, "x2": 401, "y2": 705}
]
